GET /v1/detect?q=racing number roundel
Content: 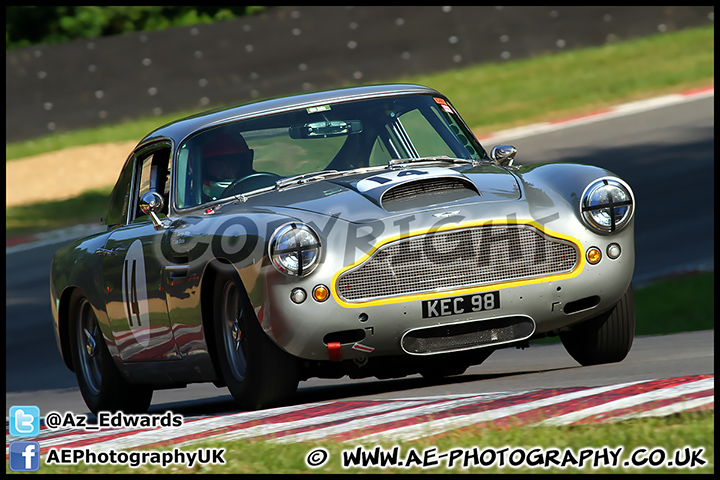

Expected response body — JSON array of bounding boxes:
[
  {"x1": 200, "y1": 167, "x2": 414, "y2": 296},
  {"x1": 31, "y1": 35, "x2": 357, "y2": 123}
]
[{"x1": 121, "y1": 239, "x2": 151, "y2": 347}]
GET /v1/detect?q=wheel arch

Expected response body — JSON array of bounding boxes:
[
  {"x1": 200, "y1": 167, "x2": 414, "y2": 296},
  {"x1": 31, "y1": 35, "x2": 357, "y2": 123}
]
[
  {"x1": 57, "y1": 285, "x2": 114, "y2": 373},
  {"x1": 560, "y1": 284, "x2": 635, "y2": 366},
  {"x1": 56, "y1": 285, "x2": 80, "y2": 372},
  {"x1": 200, "y1": 259, "x2": 256, "y2": 388}
]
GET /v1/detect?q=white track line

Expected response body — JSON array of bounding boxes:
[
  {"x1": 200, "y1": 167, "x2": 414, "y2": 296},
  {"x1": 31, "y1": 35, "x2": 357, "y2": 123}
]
[
  {"x1": 601, "y1": 396, "x2": 714, "y2": 423},
  {"x1": 349, "y1": 380, "x2": 649, "y2": 444},
  {"x1": 534, "y1": 377, "x2": 714, "y2": 427},
  {"x1": 269, "y1": 391, "x2": 527, "y2": 445}
]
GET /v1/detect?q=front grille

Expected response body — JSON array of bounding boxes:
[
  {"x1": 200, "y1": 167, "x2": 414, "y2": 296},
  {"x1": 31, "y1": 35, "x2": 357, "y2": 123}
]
[{"x1": 336, "y1": 224, "x2": 578, "y2": 302}]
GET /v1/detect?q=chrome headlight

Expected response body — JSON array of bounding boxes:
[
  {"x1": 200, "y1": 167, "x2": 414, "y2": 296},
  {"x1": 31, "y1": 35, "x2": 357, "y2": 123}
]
[
  {"x1": 580, "y1": 178, "x2": 634, "y2": 234},
  {"x1": 269, "y1": 223, "x2": 321, "y2": 276}
]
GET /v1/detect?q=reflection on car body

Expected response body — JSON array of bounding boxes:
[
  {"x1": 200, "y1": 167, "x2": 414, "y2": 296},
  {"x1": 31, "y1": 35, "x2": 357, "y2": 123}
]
[{"x1": 50, "y1": 84, "x2": 636, "y2": 414}]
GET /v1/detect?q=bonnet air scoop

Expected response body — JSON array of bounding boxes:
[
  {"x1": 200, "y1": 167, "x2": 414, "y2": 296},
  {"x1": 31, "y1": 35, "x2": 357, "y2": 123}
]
[
  {"x1": 345, "y1": 166, "x2": 483, "y2": 213},
  {"x1": 380, "y1": 176, "x2": 479, "y2": 212}
]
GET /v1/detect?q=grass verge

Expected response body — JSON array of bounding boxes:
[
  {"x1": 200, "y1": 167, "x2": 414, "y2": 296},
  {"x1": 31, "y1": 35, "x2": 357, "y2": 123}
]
[
  {"x1": 634, "y1": 271, "x2": 714, "y2": 336},
  {"x1": 6, "y1": 187, "x2": 112, "y2": 240},
  {"x1": 421, "y1": 25, "x2": 714, "y2": 136}
]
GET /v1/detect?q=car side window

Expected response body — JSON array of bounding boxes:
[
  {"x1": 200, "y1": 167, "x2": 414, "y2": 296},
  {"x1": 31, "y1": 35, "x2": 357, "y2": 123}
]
[
  {"x1": 132, "y1": 148, "x2": 171, "y2": 223},
  {"x1": 104, "y1": 155, "x2": 135, "y2": 228}
]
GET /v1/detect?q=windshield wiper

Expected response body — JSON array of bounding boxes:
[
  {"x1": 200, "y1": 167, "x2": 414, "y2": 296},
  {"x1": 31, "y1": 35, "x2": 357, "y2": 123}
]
[
  {"x1": 230, "y1": 170, "x2": 341, "y2": 202},
  {"x1": 274, "y1": 170, "x2": 341, "y2": 189},
  {"x1": 232, "y1": 166, "x2": 390, "y2": 202},
  {"x1": 275, "y1": 165, "x2": 392, "y2": 189},
  {"x1": 389, "y1": 156, "x2": 476, "y2": 167}
]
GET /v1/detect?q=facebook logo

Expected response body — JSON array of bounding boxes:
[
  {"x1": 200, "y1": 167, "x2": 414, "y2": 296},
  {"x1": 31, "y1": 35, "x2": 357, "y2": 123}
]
[
  {"x1": 9, "y1": 405, "x2": 40, "y2": 436},
  {"x1": 9, "y1": 441, "x2": 41, "y2": 471}
]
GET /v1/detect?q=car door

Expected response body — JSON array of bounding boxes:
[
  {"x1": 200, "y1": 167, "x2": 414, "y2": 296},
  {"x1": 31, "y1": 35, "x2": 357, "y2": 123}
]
[{"x1": 100, "y1": 142, "x2": 181, "y2": 362}]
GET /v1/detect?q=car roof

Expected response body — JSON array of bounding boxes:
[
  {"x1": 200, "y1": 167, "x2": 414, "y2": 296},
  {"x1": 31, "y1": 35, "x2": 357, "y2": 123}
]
[{"x1": 138, "y1": 84, "x2": 441, "y2": 147}]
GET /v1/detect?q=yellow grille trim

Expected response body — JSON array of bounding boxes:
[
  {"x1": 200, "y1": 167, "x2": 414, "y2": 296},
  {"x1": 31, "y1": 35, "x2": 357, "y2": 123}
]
[{"x1": 330, "y1": 218, "x2": 585, "y2": 308}]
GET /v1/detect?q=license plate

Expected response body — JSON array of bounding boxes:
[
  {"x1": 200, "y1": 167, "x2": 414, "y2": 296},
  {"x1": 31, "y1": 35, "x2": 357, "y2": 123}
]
[{"x1": 422, "y1": 291, "x2": 500, "y2": 318}]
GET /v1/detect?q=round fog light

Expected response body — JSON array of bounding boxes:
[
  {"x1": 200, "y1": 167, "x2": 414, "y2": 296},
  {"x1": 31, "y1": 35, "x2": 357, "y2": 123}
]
[
  {"x1": 313, "y1": 285, "x2": 330, "y2": 302},
  {"x1": 290, "y1": 288, "x2": 307, "y2": 304},
  {"x1": 587, "y1": 247, "x2": 602, "y2": 265},
  {"x1": 607, "y1": 243, "x2": 621, "y2": 259}
]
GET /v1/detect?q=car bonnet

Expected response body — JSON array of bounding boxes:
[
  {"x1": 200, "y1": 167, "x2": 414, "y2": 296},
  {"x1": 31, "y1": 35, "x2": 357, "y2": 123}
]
[{"x1": 236, "y1": 164, "x2": 521, "y2": 223}]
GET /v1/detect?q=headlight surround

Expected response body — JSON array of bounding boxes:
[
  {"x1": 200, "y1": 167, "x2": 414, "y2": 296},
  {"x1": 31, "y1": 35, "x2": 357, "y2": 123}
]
[
  {"x1": 580, "y1": 178, "x2": 634, "y2": 234},
  {"x1": 269, "y1": 222, "x2": 321, "y2": 276}
]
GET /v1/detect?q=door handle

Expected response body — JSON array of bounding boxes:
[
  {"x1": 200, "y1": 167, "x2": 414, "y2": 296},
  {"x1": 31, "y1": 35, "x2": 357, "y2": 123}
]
[{"x1": 165, "y1": 264, "x2": 189, "y2": 278}]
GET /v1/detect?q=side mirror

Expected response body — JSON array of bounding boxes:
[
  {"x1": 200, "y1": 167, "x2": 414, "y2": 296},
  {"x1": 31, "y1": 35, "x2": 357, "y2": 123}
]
[
  {"x1": 490, "y1": 144, "x2": 517, "y2": 167},
  {"x1": 139, "y1": 191, "x2": 167, "y2": 229}
]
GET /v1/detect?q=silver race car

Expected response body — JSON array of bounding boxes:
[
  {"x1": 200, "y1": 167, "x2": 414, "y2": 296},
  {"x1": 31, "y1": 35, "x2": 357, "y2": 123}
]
[{"x1": 50, "y1": 84, "x2": 635, "y2": 414}]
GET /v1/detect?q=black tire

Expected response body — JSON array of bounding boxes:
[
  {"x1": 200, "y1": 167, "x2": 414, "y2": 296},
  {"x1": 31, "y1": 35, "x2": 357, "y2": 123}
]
[
  {"x1": 213, "y1": 273, "x2": 299, "y2": 410},
  {"x1": 560, "y1": 285, "x2": 635, "y2": 366},
  {"x1": 68, "y1": 290, "x2": 153, "y2": 415}
]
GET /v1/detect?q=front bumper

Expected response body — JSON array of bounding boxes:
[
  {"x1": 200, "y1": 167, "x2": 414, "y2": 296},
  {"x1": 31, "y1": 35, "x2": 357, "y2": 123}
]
[{"x1": 257, "y1": 219, "x2": 635, "y2": 362}]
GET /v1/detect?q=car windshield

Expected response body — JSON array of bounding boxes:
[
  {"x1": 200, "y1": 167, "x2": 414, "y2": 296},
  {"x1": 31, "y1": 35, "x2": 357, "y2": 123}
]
[{"x1": 176, "y1": 93, "x2": 488, "y2": 208}]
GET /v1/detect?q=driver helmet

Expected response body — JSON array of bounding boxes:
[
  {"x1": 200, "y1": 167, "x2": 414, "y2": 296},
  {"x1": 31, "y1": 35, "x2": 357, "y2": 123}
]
[{"x1": 201, "y1": 131, "x2": 253, "y2": 200}]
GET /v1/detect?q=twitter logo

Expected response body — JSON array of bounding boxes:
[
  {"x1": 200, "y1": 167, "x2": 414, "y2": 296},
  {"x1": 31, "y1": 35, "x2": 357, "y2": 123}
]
[{"x1": 9, "y1": 406, "x2": 40, "y2": 437}]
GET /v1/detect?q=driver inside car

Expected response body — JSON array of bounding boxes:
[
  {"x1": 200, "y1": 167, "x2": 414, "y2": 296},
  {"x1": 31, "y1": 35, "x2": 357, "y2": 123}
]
[{"x1": 201, "y1": 130, "x2": 255, "y2": 201}]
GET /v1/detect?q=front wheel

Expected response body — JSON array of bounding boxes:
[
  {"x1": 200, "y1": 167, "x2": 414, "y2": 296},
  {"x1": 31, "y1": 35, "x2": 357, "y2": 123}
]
[
  {"x1": 68, "y1": 290, "x2": 153, "y2": 415},
  {"x1": 213, "y1": 273, "x2": 299, "y2": 410},
  {"x1": 560, "y1": 286, "x2": 635, "y2": 366}
]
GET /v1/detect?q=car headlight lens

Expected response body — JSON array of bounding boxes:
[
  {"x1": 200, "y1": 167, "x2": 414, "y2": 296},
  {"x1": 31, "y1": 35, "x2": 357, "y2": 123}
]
[
  {"x1": 269, "y1": 223, "x2": 321, "y2": 276},
  {"x1": 581, "y1": 178, "x2": 634, "y2": 234}
]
